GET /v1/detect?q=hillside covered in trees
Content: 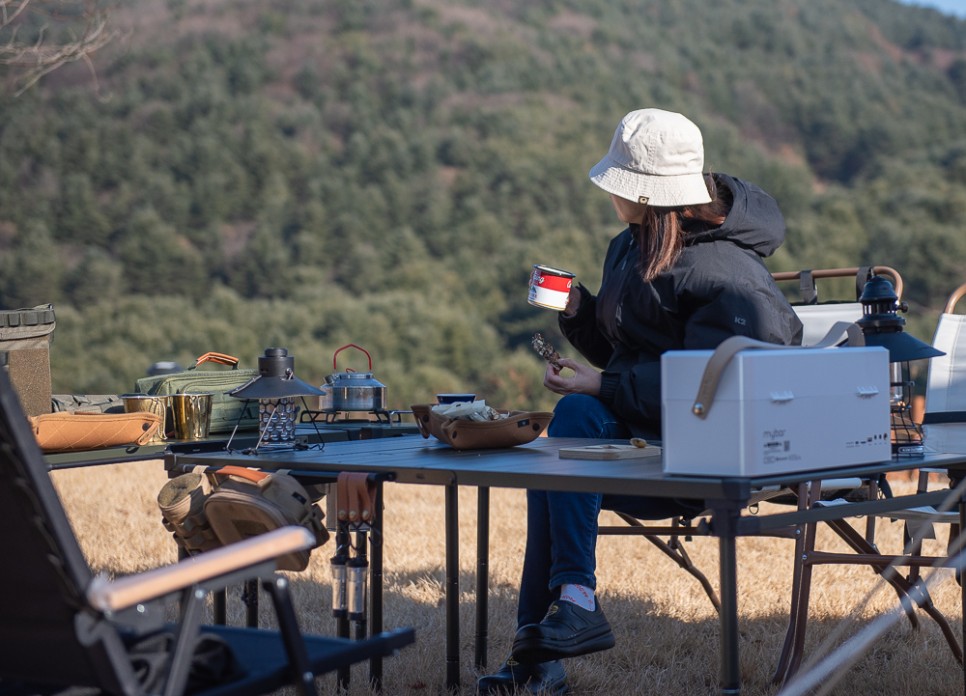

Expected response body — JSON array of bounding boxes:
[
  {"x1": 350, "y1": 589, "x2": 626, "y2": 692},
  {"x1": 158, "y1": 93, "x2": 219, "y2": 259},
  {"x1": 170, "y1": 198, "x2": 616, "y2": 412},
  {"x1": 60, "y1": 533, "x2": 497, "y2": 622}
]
[{"x1": 2, "y1": 0, "x2": 965, "y2": 411}]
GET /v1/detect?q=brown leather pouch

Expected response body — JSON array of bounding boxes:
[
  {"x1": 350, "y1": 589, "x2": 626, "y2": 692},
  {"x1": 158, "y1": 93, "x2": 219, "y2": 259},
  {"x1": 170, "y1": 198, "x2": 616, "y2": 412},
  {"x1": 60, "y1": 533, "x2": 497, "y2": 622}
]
[
  {"x1": 411, "y1": 404, "x2": 553, "y2": 450},
  {"x1": 29, "y1": 411, "x2": 163, "y2": 452},
  {"x1": 336, "y1": 472, "x2": 378, "y2": 525}
]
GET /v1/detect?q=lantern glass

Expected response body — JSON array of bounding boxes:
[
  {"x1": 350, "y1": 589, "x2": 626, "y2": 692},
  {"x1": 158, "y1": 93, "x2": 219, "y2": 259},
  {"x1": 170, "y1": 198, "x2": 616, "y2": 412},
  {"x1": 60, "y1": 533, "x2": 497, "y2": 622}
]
[
  {"x1": 889, "y1": 360, "x2": 923, "y2": 457},
  {"x1": 257, "y1": 397, "x2": 300, "y2": 448}
]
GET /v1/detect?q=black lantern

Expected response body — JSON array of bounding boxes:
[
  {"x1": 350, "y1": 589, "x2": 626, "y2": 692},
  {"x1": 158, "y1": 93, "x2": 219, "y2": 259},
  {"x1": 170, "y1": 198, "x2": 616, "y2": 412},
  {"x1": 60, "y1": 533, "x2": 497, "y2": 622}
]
[
  {"x1": 229, "y1": 347, "x2": 326, "y2": 450},
  {"x1": 855, "y1": 276, "x2": 944, "y2": 456}
]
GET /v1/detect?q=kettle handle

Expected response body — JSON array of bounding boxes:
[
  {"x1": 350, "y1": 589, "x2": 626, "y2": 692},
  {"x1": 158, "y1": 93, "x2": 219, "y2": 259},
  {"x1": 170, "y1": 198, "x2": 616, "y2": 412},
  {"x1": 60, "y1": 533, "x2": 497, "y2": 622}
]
[{"x1": 333, "y1": 343, "x2": 373, "y2": 371}]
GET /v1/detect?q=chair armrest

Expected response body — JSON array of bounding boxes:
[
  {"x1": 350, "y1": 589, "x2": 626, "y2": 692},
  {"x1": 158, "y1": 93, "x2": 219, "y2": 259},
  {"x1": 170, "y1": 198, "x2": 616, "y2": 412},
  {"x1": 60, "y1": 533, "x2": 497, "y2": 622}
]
[{"x1": 86, "y1": 526, "x2": 315, "y2": 613}]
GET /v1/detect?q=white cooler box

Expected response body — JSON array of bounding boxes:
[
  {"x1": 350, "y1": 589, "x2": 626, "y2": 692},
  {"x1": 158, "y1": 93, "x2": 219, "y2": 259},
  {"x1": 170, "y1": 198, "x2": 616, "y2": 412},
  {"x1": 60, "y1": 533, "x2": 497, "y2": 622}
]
[{"x1": 661, "y1": 346, "x2": 891, "y2": 477}]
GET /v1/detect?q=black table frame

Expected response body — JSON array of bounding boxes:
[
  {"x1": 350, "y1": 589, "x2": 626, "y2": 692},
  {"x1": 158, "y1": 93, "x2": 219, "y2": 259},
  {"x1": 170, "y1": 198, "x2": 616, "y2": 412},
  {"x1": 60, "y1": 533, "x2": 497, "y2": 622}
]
[
  {"x1": 45, "y1": 420, "x2": 420, "y2": 470},
  {"x1": 166, "y1": 437, "x2": 966, "y2": 694}
]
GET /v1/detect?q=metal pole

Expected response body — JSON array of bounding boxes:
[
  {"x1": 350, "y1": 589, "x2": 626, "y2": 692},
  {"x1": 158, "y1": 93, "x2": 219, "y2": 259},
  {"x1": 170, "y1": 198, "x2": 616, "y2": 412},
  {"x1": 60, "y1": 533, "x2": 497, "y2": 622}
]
[
  {"x1": 713, "y1": 501, "x2": 742, "y2": 695},
  {"x1": 370, "y1": 480, "x2": 384, "y2": 688},
  {"x1": 475, "y1": 486, "x2": 489, "y2": 670}
]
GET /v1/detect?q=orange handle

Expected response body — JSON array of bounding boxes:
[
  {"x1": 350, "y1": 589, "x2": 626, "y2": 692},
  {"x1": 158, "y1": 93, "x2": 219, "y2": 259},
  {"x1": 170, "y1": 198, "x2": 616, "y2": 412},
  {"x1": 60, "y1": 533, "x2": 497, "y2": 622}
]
[
  {"x1": 771, "y1": 266, "x2": 904, "y2": 300},
  {"x1": 336, "y1": 472, "x2": 377, "y2": 523},
  {"x1": 945, "y1": 283, "x2": 966, "y2": 315},
  {"x1": 195, "y1": 352, "x2": 240, "y2": 368},
  {"x1": 213, "y1": 465, "x2": 268, "y2": 483},
  {"x1": 332, "y1": 343, "x2": 373, "y2": 371}
]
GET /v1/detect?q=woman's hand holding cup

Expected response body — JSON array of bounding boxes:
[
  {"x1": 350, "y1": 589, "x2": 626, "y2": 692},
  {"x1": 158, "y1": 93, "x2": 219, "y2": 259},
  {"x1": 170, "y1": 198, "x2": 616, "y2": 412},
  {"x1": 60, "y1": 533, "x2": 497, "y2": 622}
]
[{"x1": 561, "y1": 286, "x2": 581, "y2": 318}]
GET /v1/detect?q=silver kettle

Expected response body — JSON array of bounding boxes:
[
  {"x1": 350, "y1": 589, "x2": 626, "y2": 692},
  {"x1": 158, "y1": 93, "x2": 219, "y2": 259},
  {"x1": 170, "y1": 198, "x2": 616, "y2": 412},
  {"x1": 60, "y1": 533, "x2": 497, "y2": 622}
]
[{"x1": 322, "y1": 344, "x2": 387, "y2": 412}]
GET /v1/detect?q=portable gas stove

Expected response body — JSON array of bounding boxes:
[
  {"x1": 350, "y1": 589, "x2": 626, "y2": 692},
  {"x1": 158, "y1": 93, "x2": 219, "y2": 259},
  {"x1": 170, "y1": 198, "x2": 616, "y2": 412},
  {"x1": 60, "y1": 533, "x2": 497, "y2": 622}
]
[
  {"x1": 300, "y1": 407, "x2": 410, "y2": 425},
  {"x1": 299, "y1": 408, "x2": 418, "y2": 440}
]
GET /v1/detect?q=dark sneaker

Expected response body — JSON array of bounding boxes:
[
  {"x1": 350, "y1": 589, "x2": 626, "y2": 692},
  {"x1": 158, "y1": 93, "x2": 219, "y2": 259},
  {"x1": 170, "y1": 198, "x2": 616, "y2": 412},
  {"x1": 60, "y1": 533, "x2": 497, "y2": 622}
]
[
  {"x1": 511, "y1": 600, "x2": 615, "y2": 663},
  {"x1": 477, "y1": 656, "x2": 568, "y2": 695}
]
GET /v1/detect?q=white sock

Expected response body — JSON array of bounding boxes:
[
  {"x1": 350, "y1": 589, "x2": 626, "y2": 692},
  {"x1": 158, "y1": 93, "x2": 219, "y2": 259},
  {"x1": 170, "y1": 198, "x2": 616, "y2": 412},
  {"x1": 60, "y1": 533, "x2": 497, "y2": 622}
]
[{"x1": 558, "y1": 583, "x2": 596, "y2": 611}]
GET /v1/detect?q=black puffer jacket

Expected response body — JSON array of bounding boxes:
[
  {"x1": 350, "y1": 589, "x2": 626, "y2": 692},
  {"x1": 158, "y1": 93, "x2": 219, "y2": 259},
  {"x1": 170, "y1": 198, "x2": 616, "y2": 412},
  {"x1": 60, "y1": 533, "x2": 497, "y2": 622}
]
[{"x1": 559, "y1": 173, "x2": 803, "y2": 437}]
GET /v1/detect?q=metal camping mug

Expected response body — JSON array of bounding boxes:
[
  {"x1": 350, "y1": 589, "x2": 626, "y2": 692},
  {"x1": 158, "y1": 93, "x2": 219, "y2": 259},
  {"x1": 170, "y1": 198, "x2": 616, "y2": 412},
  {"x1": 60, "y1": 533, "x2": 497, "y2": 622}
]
[
  {"x1": 171, "y1": 393, "x2": 213, "y2": 441},
  {"x1": 121, "y1": 394, "x2": 170, "y2": 444},
  {"x1": 528, "y1": 264, "x2": 576, "y2": 311}
]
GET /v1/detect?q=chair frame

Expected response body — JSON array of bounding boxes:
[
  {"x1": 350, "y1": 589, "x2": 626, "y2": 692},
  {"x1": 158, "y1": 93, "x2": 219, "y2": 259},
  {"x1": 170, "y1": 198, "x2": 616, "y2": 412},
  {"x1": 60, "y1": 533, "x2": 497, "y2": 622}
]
[
  {"x1": 599, "y1": 265, "x2": 963, "y2": 686},
  {"x1": 770, "y1": 268, "x2": 964, "y2": 684}
]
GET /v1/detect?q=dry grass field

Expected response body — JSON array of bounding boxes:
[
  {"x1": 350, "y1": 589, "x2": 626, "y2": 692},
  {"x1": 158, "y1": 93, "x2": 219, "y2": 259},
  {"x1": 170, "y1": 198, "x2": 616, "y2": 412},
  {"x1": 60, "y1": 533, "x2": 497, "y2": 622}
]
[{"x1": 51, "y1": 461, "x2": 964, "y2": 695}]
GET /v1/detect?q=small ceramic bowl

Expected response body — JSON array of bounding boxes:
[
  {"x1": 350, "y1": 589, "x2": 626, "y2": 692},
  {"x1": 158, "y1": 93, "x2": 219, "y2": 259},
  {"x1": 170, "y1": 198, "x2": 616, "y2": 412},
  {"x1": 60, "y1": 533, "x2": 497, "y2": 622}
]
[{"x1": 436, "y1": 393, "x2": 476, "y2": 405}]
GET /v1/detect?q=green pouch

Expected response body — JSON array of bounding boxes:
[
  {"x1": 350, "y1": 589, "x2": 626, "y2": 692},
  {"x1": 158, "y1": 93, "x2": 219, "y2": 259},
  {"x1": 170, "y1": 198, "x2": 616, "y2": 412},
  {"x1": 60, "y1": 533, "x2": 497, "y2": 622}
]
[{"x1": 136, "y1": 352, "x2": 259, "y2": 434}]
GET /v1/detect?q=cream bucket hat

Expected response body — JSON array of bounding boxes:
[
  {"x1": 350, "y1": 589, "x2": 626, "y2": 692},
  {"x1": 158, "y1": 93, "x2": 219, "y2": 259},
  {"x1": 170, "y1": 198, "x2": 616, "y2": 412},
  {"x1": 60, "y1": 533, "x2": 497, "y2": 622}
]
[{"x1": 589, "y1": 108, "x2": 712, "y2": 207}]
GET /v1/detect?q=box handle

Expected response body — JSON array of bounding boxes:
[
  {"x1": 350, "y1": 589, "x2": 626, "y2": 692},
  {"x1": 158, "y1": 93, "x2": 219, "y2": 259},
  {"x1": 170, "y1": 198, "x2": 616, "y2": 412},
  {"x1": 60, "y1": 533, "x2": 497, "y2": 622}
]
[{"x1": 691, "y1": 321, "x2": 865, "y2": 419}]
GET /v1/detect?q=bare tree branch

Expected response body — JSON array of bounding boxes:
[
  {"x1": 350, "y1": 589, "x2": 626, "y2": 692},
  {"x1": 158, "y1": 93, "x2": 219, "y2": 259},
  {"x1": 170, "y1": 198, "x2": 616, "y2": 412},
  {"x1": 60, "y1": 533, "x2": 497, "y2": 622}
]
[{"x1": 0, "y1": 0, "x2": 117, "y2": 96}]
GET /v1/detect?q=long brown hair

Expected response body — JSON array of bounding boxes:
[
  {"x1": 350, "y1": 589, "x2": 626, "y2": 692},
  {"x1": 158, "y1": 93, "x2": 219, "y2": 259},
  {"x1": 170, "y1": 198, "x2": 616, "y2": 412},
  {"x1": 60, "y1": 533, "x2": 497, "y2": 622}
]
[{"x1": 635, "y1": 173, "x2": 731, "y2": 282}]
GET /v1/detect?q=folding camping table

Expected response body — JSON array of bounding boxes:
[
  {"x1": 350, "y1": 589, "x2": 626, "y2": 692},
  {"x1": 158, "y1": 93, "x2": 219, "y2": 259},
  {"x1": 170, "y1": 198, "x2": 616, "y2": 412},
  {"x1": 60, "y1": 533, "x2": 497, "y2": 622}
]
[{"x1": 166, "y1": 436, "x2": 966, "y2": 695}]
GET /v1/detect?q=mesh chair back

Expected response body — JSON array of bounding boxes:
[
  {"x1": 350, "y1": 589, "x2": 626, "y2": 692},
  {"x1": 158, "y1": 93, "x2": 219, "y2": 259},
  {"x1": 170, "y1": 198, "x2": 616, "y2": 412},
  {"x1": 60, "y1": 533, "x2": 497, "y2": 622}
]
[
  {"x1": 793, "y1": 303, "x2": 863, "y2": 346},
  {"x1": 0, "y1": 370, "x2": 133, "y2": 692},
  {"x1": 922, "y1": 282, "x2": 966, "y2": 454}
]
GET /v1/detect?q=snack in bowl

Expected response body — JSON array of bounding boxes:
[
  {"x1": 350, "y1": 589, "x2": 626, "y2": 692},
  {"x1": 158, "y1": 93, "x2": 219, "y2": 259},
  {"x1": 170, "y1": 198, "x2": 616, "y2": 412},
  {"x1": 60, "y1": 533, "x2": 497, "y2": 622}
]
[
  {"x1": 411, "y1": 401, "x2": 553, "y2": 450},
  {"x1": 432, "y1": 400, "x2": 505, "y2": 421}
]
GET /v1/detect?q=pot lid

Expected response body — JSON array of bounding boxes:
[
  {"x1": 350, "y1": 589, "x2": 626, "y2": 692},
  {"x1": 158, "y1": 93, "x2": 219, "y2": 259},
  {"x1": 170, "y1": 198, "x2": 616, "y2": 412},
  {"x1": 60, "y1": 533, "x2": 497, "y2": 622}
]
[{"x1": 326, "y1": 370, "x2": 385, "y2": 387}]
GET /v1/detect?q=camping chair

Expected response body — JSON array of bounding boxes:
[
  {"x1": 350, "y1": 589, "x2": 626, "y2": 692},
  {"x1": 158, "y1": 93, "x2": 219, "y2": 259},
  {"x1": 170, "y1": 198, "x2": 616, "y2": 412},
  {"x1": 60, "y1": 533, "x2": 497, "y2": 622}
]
[
  {"x1": 600, "y1": 265, "x2": 961, "y2": 682},
  {"x1": 769, "y1": 269, "x2": 966, "y2": 684},
  {"x1": 860, "y1": 282, "x2": 966, "y2": 610},
  {"x1": 895, "y1": 281, "x2": 966, "y2": 597},
  {"x1": 597, "y1": 266, "x2": 898, "y2": 612},
  {"x1": 915, "y1": 281, "x2": 966, "y2": 577},
  {"x1": 0, "y1": 367, "x2": 415, "y2": 696},
  {"x1": 923, "y1": 281, "x2": 966, "y2": 458}
]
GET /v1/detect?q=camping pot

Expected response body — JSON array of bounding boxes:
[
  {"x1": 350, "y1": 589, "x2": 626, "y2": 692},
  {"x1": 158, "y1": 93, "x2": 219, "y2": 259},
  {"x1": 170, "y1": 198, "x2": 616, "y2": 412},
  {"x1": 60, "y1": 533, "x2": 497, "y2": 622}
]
[{"x1": 323, "y1": 344, "x2": 387, "y2": 412}]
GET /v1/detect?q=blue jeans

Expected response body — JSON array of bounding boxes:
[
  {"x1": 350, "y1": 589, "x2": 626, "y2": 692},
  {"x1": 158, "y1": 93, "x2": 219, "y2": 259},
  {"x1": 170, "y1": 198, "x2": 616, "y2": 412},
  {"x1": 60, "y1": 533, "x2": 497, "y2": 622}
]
[{"x1": 517, "y1": 394, "x2": 703, "y2": 626}]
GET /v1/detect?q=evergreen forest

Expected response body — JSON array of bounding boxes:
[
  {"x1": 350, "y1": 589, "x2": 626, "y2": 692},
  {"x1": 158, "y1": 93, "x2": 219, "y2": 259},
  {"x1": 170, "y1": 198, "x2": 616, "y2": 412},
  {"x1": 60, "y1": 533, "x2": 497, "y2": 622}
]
[{"x1": 2, "y1": 0, "x2": 965, "y2": 412}]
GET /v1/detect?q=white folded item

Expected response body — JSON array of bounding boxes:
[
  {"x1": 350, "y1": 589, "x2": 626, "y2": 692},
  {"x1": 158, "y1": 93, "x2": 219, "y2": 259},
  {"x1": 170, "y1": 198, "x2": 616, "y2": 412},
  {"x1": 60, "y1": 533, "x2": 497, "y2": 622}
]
[{"x1": 431, "y1": 400, "x2": 507, "y2": 421}]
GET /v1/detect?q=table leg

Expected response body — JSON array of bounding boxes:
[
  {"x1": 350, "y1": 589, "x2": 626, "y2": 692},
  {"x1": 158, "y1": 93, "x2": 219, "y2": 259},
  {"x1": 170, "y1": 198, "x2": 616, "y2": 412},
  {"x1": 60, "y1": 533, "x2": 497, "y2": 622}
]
[
  {"x1": 182, "y1": 545, "x2": 228, "y2": 626},
  {"x1": 243, "y1": 578, "x2": 259, "y2": 627},
  {"x1": 476, "y1": 487, "x2": 490, "y2": 670},
  {"x1": 336, "y1": 616, "x2": 351, "y2": 689},
  {"x1": 370, "y1": 480, "x2": 384, "y2": 688},
  {"x1": 445, "y1": 482, "x2": 461, "y2": 690},
  {"x1": 713, "y1": 501, "x2": 742, "y2": 695},
  {"x1": 213, "y1": 589, "x2": 227, "y2": 625},
  {"x1": 352, "y1": 529, "x2": 369, "y2": 641},
  {"x1": 335, "y1": 524, "x2": 351, "y2": 690}
]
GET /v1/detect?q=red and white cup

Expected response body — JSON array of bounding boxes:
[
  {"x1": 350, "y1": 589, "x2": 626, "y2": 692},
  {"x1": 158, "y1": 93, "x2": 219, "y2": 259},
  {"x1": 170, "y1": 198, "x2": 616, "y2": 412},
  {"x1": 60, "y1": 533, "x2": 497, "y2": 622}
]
[{"x1": 528, "y1": 265, "x2": 575, "y2": 311}]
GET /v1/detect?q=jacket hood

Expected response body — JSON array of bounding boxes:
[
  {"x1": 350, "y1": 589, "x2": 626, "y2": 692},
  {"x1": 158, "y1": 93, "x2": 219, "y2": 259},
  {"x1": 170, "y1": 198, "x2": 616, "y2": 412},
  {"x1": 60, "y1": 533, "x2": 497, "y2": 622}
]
[{"x1": 684, "y1": 173, "x2": 786, "y2": 258}]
